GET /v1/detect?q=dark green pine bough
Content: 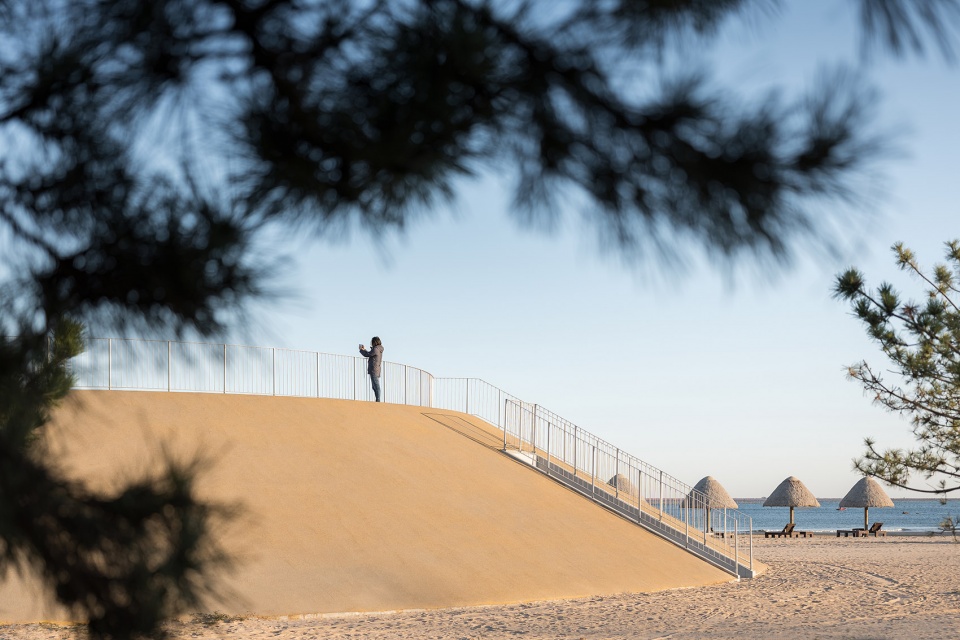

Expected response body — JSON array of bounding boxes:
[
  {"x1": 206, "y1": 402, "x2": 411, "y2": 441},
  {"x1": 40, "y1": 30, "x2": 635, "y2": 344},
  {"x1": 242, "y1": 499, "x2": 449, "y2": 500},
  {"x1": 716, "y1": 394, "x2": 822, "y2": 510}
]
[
  {"x1": 836, "y1": 242, "x2": 960, "y2": 496},
  {"x1": 2, "y1": 1, "x2": 960, "y2": 637}
]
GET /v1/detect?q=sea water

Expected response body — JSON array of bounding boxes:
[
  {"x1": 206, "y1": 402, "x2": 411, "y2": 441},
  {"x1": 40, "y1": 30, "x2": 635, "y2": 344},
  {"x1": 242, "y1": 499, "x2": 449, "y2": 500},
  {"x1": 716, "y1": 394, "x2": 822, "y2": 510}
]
[{"x1": 732, "y1": 498, "x2": 959, "y2": 533}]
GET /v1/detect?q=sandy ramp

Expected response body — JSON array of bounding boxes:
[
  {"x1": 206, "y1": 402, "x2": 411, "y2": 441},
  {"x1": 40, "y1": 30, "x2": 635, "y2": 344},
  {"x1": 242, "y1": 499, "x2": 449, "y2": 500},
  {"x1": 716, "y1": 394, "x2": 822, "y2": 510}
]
[{"x1": 1, "y1": 391, "x2": 732, "y2": 622}]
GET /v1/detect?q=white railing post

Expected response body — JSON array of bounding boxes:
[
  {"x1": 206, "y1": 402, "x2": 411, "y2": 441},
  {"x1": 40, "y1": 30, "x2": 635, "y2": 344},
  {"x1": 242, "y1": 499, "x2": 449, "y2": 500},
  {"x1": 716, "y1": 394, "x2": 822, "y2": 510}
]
[
  {"x1": 545, "y1": 421, "x2": 551, "y2": 475},
  {"x1": 531, "y1": 404, "x2": 537, "y2": 452},
  {"x1": 591, "y1": 445, "x2": 596, "y2": 496},
  {"x1": 562, "y1": 420, "x2": 567, "y2": 464},
  {"x1": 735, "y1": 518, "x2": 740, "y2": 577},
  {"x1": 703, "y1": 506, "x2": 708, "y2": 545},
  {"x1": 502, "y1": 399, "x2": 508, "y2": 451},
  {"x1": 659, "y1": 471, "x2": 664, "y2": 522},
  {"x1": 108, "y1": 338, "x2": 112, "y2": 390},
  {"x1": 573, "y1": 425, "x2": 577, "y2": 478},
  {"x1": 637, "y1": 467, "x2": 643, "y2": 522},
  {"x1": 316, "y1": 351, "x2": 320, "y2": 398},
  {"x1": 223, "y1": 344, "x2": 227, "y2": 394},
  {"x1": 614, "y1": 448, "x2": 620, "y2": 498},
  {"x1": 272, "y1": 347, "x2": 276, "y2": 396},
  {"x1": 167, "y1": 341, "x2": 171, "y2": 392}
]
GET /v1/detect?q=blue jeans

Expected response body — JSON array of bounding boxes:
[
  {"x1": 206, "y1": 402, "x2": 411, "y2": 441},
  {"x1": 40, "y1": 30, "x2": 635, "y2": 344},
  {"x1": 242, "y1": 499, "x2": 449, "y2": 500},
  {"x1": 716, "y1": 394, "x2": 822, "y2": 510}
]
[{"x1": 370, "y1": 373, "x2": 381, "y2": 402}]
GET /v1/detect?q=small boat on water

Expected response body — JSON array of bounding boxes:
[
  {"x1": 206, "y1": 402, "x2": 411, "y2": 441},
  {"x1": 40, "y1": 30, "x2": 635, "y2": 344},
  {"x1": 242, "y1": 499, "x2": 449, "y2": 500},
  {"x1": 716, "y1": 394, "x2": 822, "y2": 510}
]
[{"x1": 837, "y1": 507, "x2": 846, "y2": 511}]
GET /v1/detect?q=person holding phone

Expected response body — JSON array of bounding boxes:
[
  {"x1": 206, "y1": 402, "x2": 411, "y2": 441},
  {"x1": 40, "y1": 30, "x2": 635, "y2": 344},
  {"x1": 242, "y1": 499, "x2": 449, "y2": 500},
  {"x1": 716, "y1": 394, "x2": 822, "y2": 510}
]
[{"x1": 358, "y1": 336, "x2": 384, "y2": 402}]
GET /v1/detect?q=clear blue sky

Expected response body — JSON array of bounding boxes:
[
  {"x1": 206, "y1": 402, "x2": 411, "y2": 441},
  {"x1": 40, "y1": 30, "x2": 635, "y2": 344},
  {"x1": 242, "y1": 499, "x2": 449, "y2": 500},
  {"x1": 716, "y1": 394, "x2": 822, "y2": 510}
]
[{"x1": 233, "y1": 3, "x2": 960, "y2": 499}]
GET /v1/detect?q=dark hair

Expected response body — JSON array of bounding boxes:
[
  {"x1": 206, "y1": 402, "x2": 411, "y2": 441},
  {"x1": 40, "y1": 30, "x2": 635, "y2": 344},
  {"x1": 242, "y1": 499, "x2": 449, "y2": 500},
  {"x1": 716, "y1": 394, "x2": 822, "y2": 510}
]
[{"x1": 371, "y1": 336, "x2": 382, "y2": 347}]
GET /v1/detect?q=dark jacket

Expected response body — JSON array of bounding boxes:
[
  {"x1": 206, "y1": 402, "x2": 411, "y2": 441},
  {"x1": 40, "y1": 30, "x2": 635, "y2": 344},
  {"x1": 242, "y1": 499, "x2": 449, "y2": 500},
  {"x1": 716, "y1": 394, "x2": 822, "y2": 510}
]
[{"x1": 359, "y1": 344, "x2": 384, "y2": 377}]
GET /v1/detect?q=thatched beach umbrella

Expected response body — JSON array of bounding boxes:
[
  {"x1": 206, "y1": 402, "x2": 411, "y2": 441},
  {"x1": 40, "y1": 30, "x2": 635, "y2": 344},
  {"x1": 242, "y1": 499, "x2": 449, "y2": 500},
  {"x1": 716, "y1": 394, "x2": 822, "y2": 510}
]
[
  {"x1": 608, "y1": 473, "x2": 650, "y2": 511},
  {"x1": 607, "y1": 473, "x2": 637, "y2": 497},
  {"x1": 763, "y1": 476, "x2": 821, "y2": 525},
  {"x1": 689, "y1": 476, "x2": 738, "y2": 509},
  {"x1": 686, "y1": 476, "x2": 737, "y2": 531},
  {"x1": 840, "y1": 477, "x2": 894, "y2": 530}
]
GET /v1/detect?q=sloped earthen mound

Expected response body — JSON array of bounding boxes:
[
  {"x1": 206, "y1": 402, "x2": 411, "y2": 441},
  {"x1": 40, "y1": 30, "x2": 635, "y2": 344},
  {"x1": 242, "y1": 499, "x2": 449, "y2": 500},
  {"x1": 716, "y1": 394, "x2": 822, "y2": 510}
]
[{"x1": 1, "y1": 391, "x2": 733, "y2": 622}]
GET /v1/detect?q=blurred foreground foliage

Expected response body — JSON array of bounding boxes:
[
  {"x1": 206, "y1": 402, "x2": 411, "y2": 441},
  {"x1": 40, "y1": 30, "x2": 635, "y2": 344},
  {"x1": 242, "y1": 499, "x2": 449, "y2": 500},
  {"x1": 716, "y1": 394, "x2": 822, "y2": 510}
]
[
  {"x1": 837, "y1": 242, "x2": 960, "y2": 495},
  {"x1": 0, "y1": 323, "x2": 232, "y2": 640},
  {"x1": 2, "y1": 0, "x2": 960, "y2": 637}
]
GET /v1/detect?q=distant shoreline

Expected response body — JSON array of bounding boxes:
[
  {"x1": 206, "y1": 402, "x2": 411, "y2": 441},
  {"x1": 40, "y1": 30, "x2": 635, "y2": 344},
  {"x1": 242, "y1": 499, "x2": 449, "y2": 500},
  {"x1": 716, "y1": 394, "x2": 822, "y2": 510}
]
[
  {"x1": 751, "y1": 529, "x2": 956, "y2": 536},
  {"x1": 734, "y1": 497, "x2": 956, "y2": 503}
]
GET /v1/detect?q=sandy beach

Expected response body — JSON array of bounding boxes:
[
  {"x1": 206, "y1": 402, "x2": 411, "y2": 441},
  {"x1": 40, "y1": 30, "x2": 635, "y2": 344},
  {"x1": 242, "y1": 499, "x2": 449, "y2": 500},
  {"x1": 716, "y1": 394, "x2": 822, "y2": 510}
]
[
  {"x1": 5, "y1": 393, "x2": 959, "y2": 638},
  {"x1": 3, "y1": 535, "x2": 959, "y2": 639}
]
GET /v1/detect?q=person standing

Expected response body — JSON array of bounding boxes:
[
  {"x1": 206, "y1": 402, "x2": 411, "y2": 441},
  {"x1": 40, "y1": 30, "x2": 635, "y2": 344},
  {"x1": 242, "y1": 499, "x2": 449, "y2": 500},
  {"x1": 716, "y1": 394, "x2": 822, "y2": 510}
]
[{"x1": 359, "y1": 337, "x2": 384, "y2": 402}]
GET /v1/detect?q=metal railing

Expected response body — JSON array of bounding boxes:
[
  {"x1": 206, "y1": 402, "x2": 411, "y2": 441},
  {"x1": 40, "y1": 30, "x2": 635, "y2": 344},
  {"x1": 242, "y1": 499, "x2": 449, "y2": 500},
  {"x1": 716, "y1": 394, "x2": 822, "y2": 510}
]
[
  {"x1": 65, "y1": 337, "x2": 753, "y2": 576},
  {"x1": 503, "y1": 400, "x2": 753, "y2": 577},
  {"x1": 68, "y1": 338, "x2": 434, "y2": 405}
]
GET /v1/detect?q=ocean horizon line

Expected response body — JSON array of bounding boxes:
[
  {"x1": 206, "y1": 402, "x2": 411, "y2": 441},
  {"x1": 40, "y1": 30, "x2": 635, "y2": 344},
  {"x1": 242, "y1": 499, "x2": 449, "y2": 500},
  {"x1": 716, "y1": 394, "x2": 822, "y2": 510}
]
[{"x1": 733, "y1": 497, "x2": 955, "y2": 503}]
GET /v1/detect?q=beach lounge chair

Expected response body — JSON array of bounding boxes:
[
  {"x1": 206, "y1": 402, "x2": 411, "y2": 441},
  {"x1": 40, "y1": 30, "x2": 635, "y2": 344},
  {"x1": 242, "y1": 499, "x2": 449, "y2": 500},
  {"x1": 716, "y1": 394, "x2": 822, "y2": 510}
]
[
  {"x1": 855, "y1": 522, "x2": 886, "y2": 537},
  {"x1": 764, "y1": 523, "x2": 795, "y2": 538},
  {"x1": 836, "y1": 528, "x2": 863, "y2": 537}
]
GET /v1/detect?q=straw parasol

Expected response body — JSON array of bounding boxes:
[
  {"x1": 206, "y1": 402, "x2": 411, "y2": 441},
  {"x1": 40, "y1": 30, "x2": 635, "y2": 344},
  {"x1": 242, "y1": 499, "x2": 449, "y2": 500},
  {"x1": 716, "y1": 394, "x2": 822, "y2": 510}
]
[
  {"x1": 607, "y1": 473, "x2": 637, "y2": 497},
  {"x1": 686, "y1": 476, "x2": 737, "y2": 532},
  {"x1": 840, "y1": 477, "x2": 894, "y2": 530},
  {"x1": 688, "y1": 476, "x2": 738, "y2": 509},
  {"x1": 762, "y1": 476, "x2": 821, "y2": 525}
]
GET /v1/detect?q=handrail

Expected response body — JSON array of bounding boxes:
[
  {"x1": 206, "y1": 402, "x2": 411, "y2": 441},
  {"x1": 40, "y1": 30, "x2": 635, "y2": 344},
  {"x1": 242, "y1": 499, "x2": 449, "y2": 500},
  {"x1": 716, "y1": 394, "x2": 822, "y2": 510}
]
[
  {"x1": 502, "y1": 400, "x2": 753, "y2": 577},
  {"x1": 63, "y1": 337, "x2": 753, "y2": 576}
]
